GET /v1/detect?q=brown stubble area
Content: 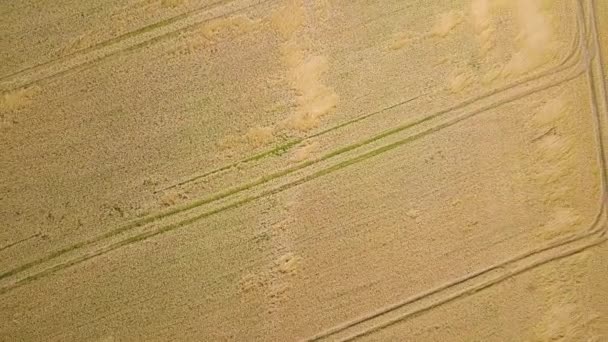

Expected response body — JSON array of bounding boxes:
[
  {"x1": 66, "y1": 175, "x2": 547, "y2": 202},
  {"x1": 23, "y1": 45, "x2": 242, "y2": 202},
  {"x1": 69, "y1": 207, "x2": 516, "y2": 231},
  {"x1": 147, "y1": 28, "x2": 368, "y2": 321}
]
[{"x1": 1, "y1": 0, "x2": 607, "y2": 341}]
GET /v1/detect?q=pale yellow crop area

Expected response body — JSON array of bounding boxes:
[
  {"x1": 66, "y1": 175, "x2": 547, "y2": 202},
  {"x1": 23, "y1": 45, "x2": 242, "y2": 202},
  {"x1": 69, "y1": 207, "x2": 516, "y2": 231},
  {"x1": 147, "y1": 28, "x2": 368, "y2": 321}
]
[{"x1": 1, "y1": 0, "x2": 608, "y2": 340}]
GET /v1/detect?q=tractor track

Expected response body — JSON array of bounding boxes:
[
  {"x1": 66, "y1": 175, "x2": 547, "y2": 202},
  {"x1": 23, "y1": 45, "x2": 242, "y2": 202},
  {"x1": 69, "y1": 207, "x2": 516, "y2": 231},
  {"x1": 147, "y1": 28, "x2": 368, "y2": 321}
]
[{"x1": 0, "y1": 0, "x2": 590, "y2": 296}]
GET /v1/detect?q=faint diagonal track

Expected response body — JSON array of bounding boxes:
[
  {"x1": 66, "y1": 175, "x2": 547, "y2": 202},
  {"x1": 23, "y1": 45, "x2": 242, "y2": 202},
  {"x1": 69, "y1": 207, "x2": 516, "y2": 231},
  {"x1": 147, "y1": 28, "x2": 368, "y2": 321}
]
[
  {"x1": 0, "y1": 0, "x2": 230, "y2": 79},
  {"x1": 337, "y1": 231, "x2": 608, "y2": 341},
  {"x1": 0, "y1": 234, "x2": 41, "y2": 253},
  {"x1": 0, "y1": 0, "x2": 272, "y2": 92},
  {"x1": 0, "y1": 0, "x2": 424, "y2": 91},
  {"x1": 154, "y1": 94, "x2": 424, "y2": 194}
]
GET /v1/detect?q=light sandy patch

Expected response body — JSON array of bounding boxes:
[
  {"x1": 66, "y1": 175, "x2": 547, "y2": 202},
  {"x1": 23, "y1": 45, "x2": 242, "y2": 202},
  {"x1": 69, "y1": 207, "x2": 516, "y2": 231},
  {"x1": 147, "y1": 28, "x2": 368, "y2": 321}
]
[
  {"x1": 502, "y1": 0, "x2": 558, "y2": 76},
  {"x1": 431, "y1": 10, "x2": 464, "y2": 37}
]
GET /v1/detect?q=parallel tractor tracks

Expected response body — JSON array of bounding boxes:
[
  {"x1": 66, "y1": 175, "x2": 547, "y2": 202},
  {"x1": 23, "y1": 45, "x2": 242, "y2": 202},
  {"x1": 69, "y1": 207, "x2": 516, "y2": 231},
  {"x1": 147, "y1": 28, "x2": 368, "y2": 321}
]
[{"x1": 1, "y1": 2, "x2": 606, "y2": 341}]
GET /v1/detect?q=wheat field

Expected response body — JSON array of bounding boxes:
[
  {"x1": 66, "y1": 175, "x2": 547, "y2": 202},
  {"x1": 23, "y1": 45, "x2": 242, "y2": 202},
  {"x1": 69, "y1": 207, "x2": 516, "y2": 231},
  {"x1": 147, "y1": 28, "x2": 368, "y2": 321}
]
[{"x1": 1, "y1": 0, "x2": 608, "y2": 340}]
